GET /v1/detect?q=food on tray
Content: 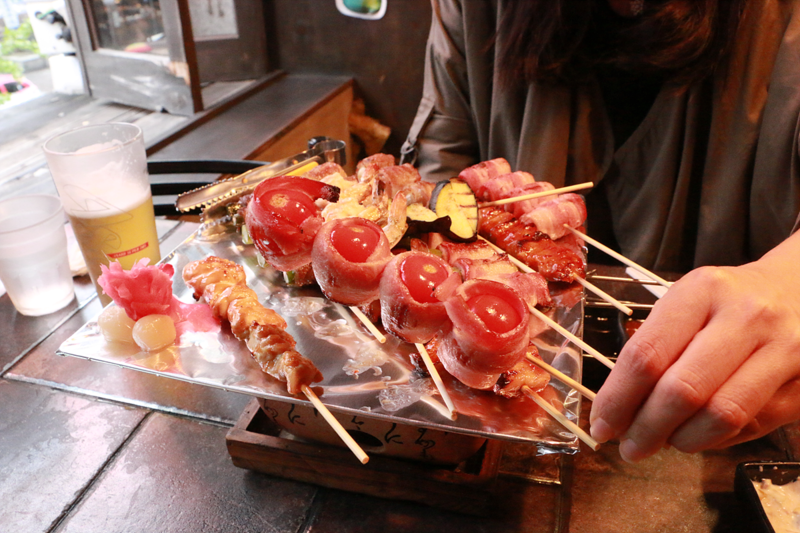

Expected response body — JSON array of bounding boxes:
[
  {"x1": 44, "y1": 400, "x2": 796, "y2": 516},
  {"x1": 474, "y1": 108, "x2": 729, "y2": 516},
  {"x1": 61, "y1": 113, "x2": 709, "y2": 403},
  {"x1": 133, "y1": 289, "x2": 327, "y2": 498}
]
[
  {"x1": 311, "y1": 217, "x2": 393, "y2": 306},
  {"x1": 379, "y1": 250, "x2": 453, "y2": 343},
  {"x1": 479, "y1": 206, "x2": 585, "y2": 282},
  {"x1": 97, "y1": 305, "x2": 135, "y2": 344},
  {"x1": 520, "y1": 193, "x2": 587, "y2": 240},
  {"x1": 428, "y1": 178, "x2": 479, "y2": 241},
  {"x1": 434, "y1": 278, "x2": 531, "y2": 390},
  {"x1": 97, "y1": 258, "x2": 219, "y2": 351},
  {"x1": 98, "y1": 258, "x2": 174, "y2": 320},
  {"x1": 235, "y1": 153, "x2": 585, "y2": 405},
  {"x1": 131, "y1": 314, "x2": 176, "y2": 351},
  {"x1": 245, "y1": 175, "x2": 340, "y2": 272},
  {"x1": 183, "y1": 256, "x2": 322, "y2": 395}
]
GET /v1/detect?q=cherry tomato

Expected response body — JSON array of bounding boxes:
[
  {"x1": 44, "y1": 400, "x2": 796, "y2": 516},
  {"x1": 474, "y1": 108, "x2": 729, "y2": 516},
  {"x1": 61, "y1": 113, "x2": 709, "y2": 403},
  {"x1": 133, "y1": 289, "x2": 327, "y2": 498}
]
[
  {"x1": 467, "y1": 294, "x2": 520, "y2": 334},
  {"x1": 400, "y1": 255, "x2": 448, "y2": 304},
  {"x1": 331, "y1": 222, "x2": 382, "y2": 263},
  {"x1": 259, "y1": 188, "x2": 317, "y2": 226}
]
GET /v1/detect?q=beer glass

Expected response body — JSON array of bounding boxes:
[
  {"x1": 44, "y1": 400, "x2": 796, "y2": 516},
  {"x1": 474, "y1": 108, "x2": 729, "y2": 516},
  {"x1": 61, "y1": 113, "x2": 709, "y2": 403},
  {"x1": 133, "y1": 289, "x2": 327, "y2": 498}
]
[{"x1": 43, "y1": 123, "x2": 160, "y2": 306}]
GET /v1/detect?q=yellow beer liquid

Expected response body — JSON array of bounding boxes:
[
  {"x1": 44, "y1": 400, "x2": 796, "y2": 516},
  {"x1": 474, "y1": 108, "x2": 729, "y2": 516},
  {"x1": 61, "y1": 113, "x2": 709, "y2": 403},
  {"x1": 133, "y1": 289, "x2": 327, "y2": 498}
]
[{"x1": 68, "y1": 196, "x2": 160, "y2": 305}]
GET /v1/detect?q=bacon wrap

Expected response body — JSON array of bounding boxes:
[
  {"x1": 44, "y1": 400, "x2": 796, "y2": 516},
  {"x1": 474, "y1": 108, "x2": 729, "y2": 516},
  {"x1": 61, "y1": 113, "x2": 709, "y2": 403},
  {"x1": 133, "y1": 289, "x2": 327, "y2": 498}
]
[
  {"x1": 379, "y1": 251, "x2": 453, "y2": 343},
  {"x1": 458, "y1": 158, "x2": 512, "y2": 194},
  {"x1": 520, "y1": 193, "x2": 587, "y2": 240},
  {"x1": 356, "y1": 153, "x2": 396, "y2": 182},
  {"x1": 452, "y1": 255, "x2": 518, "y2": 279},
  {"x1": 493, "y1": 346, "x2": 551, "y2": 399},
  {"x1": 436, "y1": 279, "x2": 530, "y2": 389},
  {"x1": 303, "y1": 161, "x2": 347, "y2": 182},
  {"x1": 479, "y1": 206, "x2": 586, "y2": 282},
  {"x1": 476, "y1": 171, "x2": 536, "y2": 202},
  {"x1": 505, "y1": 181, "x2": 556, "y2": 219},
  {"x1": 183, "y1": 257, "x2": 322, "y2": 395},
  {"x1": 376, "y1": 164, "x2": 431, "y2": 205},
  {"x1": 311, "y1": 217, "x2": 393, "y2": 305},
  {"x1": 245, "y1": 176, "x2": 339, "y2": 272},
  {"x1": 438, "y1": 240, "x2": 497, "y2": 264}
]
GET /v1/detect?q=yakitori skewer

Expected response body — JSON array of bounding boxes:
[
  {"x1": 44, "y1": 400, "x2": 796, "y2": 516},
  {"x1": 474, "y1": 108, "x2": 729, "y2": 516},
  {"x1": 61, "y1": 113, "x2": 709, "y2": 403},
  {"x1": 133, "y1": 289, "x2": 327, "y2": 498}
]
[
  {"x1": 587, "y1": 273, "x2": 663, "y2": 286},
  {"x1": 350, "y1": 305, "x2": 386, "y2": 343},
  {"x1": 415, "y1": 343, "x2": 458, "y2": 420},
  {"x1": 478, "y1": 236, "x2": 633, "y2": 315},
  {"x1": 522, "y1": 386, "x2": 600, "y2": 451},
  {"x1": 526, "y1": 355, "x2": 597, "y2": 401},
  {"x1": 564, "y1": 226, "x2": 673, "y2": 289},
  {"x1": 302, "y1": 385, "x2": 369, "y2": 464},
  {"x1": 480, "y1": 182, "x2": 595, "y2": 207},
  {"x1": 572, "y1": 276, "x2": 633, "y2": 316},
  {"x1": 531, "y1": 307, "x2": 616, "y2": 369},
  {"x1": 585, "y1": 299, "x2": 655, "y2": 311}
]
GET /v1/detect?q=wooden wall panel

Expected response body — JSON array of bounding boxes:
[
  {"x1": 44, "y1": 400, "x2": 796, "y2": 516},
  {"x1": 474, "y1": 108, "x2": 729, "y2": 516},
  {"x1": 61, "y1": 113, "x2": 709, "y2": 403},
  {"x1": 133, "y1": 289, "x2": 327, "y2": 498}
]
[{"x1": 265, "y1": 0, "x2": 432, "y2": 158}]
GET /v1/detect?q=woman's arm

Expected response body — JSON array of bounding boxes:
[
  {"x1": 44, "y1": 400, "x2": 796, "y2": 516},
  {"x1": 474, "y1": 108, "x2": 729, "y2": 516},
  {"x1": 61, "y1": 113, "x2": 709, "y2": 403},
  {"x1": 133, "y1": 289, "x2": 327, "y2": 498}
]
[{"x1": 590, "y1": 229, "x2": 800, "y2": 461}]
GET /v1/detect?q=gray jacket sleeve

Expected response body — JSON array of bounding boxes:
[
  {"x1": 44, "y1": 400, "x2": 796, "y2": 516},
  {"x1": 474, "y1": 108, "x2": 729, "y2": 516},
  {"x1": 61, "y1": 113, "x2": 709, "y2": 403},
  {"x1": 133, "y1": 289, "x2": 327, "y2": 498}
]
[{"x1": 401, "y1": 0, "x2": 480, "y2": 182}]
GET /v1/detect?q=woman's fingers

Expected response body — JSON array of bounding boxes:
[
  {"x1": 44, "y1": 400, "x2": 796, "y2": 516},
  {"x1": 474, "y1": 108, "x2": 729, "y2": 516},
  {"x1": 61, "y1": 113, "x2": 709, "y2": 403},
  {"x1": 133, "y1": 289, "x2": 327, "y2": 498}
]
[
  {"x1": 589, "y1": 268, "x2": 715, "y2": 444},
  {"x1": 591, "y1": 264, "x2": 800, "y2": 461},
  {"x1": 614, "y1": 304, "x2": 761, "y2": 461}
]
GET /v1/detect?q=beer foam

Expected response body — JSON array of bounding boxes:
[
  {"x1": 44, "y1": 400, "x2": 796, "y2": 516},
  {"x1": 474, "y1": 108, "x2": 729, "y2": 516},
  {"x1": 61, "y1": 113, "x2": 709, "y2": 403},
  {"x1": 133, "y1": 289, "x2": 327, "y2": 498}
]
[{"x1": 74, "y1": 140, "x2": 124, "y2": 155}]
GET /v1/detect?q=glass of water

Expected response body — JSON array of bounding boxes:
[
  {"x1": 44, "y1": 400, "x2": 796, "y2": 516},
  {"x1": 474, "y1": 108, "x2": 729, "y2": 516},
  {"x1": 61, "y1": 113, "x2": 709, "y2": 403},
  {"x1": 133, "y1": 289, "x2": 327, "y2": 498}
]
[{"x1": 0, "y1": 194, "x2": 75, "y2": 316}]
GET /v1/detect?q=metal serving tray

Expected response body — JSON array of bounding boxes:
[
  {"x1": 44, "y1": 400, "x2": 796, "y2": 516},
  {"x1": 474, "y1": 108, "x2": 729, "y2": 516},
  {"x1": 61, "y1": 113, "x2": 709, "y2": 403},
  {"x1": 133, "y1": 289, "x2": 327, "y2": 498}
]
[{"x1": 58, "y1": 223, "x2": 584, "y2": 454}]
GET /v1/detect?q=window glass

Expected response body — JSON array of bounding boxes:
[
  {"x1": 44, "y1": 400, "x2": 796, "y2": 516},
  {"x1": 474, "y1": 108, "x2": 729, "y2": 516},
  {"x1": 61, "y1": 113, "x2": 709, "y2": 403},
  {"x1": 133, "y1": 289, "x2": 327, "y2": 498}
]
[{"x1": 89, "y1": 0, "x2": 167, "y2": 54}]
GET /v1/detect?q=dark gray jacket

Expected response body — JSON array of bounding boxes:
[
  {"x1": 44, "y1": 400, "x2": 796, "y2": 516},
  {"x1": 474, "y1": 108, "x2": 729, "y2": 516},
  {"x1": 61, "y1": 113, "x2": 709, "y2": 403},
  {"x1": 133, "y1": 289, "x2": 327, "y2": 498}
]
[{"x1": 402, "y1": 0, "x2": 800, "y2": 272}]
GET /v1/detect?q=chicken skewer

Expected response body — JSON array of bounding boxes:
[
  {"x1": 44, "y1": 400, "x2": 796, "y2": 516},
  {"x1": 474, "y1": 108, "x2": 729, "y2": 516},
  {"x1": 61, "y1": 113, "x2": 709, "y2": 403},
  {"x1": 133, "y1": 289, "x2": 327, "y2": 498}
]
[{"x1": 182, "y1": 256, "x2": 369, "y2": 464}]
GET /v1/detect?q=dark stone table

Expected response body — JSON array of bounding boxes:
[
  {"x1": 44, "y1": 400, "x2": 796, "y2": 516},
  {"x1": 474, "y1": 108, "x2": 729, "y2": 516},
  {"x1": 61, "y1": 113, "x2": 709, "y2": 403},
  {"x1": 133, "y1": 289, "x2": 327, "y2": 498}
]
[{"x1": 1, "y1": 227, "x2": 797, "y2": 532}]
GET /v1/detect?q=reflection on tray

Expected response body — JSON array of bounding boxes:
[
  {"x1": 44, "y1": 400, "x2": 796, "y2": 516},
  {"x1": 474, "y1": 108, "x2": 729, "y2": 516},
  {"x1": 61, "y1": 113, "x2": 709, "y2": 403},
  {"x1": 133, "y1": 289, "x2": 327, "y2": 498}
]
[{"x1": 58, "y1": 223, "x2": 584, "y2": 453}]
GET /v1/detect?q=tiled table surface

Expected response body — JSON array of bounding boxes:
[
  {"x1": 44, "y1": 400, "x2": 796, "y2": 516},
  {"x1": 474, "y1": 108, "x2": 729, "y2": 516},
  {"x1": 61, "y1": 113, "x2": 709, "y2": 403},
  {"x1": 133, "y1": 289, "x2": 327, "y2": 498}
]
[{"x1": 1, "y1": 229, "x2": 797, "y2": 533}]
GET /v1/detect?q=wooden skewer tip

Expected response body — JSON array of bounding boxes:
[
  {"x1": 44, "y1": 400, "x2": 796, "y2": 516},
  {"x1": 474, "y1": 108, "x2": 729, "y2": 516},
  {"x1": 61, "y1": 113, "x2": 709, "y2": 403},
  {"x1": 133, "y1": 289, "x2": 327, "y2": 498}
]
[
  {"x1": 415, "y1": 343, "x2": 458, "y2": 420},
  {"x1": 523, "y1": 387, "x2": 600, "y2": 451},
  {"x1": 302, "y1": 385, "x2": 370, "y2": 464}
]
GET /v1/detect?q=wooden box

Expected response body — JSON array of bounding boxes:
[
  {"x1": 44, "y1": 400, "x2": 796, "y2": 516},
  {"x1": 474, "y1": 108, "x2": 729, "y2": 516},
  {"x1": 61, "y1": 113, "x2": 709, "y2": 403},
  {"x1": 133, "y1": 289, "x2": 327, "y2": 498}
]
[{"x1": 226, "y1": 399, "x2": 504, "y2": 515}]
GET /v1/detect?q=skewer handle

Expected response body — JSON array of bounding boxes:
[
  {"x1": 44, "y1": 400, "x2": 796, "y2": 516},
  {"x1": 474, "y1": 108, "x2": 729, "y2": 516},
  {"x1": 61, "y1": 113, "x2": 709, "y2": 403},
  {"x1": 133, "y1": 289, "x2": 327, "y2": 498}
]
[
  {"x1": 481, "y1": 182, "x2": 594, "y2": 207},
  {"x1": 564, "y1": 226, "x2": 673, "y2": 288},
  {"x1": 302, "y1": 385, "x2": 370, "y2": 464},
  {"x1": 350, "y1": 306, "x2": 386, "y2": 343},
  {"x1": 526, "y1": 355, "x2": 597, "y2": 401},
  {"x1": 574, "y1": 277, "x2": 633, "y2": 316},
  {"x1": 523, "y1": 387, "x2": 600, "y2": 451},
  {"x1": 415, "y1": 343, "x2": 457, "y2": 420},
  {"x1": 531, "y1": 308, "x2": 616, "y2": 370}
]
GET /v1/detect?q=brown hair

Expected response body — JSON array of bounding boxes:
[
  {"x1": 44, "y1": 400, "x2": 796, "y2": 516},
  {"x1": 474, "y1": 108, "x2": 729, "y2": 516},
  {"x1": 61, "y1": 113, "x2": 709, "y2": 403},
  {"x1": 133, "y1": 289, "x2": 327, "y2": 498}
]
[{"x1": 496, "y1": 0, "x2": 746, "y2": 86}]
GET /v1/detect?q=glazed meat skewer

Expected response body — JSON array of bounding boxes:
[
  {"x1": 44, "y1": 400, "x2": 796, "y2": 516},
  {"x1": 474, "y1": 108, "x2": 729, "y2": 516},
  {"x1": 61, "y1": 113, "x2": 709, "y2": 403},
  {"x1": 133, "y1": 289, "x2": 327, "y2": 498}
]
[{"x1": 182, "y1": 256, "x2": 323, "y2": 394}]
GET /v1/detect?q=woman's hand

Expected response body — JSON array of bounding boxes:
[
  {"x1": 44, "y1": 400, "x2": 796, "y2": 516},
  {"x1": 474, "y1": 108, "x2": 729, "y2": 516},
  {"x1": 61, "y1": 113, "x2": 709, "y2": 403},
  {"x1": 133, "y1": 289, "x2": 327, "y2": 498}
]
[{"x1": 589, "y1": 231, "x2": 800, "y2": 462}]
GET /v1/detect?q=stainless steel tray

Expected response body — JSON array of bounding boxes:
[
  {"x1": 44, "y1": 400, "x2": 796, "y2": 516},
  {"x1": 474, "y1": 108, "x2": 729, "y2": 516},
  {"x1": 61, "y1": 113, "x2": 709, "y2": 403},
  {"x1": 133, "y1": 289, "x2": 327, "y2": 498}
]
[{"x1": 58, "y1": 223, "x2": 584, "y2": 454}]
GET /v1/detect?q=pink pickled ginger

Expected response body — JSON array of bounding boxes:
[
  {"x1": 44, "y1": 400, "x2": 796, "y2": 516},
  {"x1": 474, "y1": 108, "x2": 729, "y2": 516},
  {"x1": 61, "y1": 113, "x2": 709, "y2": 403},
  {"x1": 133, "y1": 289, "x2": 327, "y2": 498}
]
[
  {"x1": 98, "y1": 258, "x2": 220, "y2": 336},
  {"x1": 98, "y1": 258, "x2": 174, "y2": 320}
]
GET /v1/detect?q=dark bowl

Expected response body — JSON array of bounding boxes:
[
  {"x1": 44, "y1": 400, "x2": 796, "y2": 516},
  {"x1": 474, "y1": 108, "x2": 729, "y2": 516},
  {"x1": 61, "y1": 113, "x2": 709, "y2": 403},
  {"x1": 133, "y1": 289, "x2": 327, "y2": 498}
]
[{"x1": 735, "y1": 461, "x2": 800, "y2": 533}]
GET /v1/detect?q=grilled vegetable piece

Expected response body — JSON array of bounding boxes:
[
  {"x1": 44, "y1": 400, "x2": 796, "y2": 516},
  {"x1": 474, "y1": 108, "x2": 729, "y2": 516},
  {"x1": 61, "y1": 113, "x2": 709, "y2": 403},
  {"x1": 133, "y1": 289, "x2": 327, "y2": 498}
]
[{"x1": 429, "y1": 178, "x2": 479, "y2": 242}]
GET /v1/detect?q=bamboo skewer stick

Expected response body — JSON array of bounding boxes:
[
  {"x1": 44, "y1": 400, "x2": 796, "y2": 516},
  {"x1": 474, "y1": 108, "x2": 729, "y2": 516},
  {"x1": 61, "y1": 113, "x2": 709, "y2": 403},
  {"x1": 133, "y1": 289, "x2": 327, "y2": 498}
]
[
  {"x1": 573, "y1": 276, "x2": 633, "y2": 316},
  {"x1": 522, "y1": 386, "x2": 600, "y2": 451},
  {"x1": 480, "y1": 182, "x2": 594, "y2": 207},
  {"x1": 415, "y1": 343, "x2": 458, "y2": 420},
  {"x1": 526, "y1": 355, "x2": 597, "y2": 401},
  {"x1": 531, "y1": 307, "x2": 616, "y2": 369},
  {"x1": 302, "y1": 385, "x2": 370, "y2": 464},
  {"x1": 564, "y1": 226, "x2": 673, "y2": 288},
  {"x1": 350, "y1": 306, "x2": 386, "y2": 343},
  {"x1": 587, "y1": 274, "x2": 662, "y2": 286}
]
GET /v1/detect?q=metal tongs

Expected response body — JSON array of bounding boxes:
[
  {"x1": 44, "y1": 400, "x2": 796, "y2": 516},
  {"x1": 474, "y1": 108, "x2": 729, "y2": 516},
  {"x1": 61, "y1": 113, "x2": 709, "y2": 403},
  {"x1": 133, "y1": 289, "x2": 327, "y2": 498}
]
[{"x1": 174, "y1": 137, "x2": 347, "y2": 213}]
